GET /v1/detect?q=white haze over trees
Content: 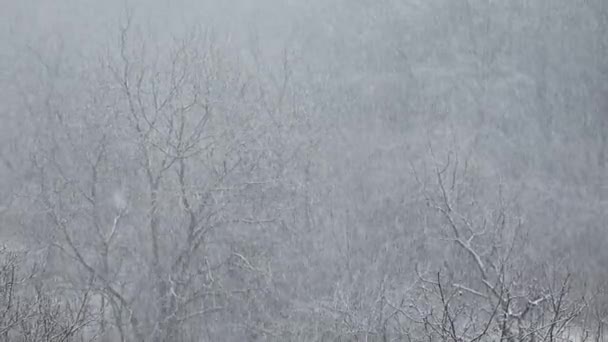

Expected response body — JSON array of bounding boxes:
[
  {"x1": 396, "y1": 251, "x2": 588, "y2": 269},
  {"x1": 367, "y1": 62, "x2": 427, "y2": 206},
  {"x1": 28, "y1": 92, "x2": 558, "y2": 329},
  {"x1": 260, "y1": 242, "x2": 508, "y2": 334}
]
[{"x1": 1, "y1": 0, "x2": 607, "y2": 341}]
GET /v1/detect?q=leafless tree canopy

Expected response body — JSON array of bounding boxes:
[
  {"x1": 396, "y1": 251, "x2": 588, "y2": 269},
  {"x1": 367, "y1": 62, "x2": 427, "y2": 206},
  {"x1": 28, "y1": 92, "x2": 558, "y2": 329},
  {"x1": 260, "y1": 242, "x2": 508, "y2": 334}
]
[{"x1": 1, "y1": 0, "x2": 607, "y2": 341}]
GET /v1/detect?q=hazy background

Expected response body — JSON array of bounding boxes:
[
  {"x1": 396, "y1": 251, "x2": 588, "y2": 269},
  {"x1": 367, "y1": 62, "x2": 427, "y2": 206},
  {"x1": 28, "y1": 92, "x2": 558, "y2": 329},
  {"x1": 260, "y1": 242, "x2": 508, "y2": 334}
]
[{"x1": 1, "y1": 1, "x2": 607, "y2": 341}]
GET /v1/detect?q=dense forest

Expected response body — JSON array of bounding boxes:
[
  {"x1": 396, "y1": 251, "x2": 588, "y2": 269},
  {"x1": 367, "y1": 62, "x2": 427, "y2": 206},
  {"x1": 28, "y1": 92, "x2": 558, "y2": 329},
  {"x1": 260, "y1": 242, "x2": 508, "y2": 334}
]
[{"x1": 1, "y1": 0, "x2": 607, "y2": 341}]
